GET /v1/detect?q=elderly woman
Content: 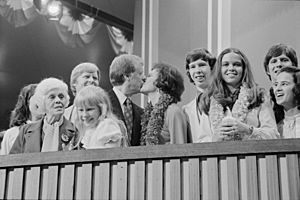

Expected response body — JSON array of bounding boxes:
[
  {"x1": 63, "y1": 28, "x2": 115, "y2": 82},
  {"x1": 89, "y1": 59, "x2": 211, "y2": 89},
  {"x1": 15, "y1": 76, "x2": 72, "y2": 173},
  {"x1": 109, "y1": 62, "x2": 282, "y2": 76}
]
[
  {"x1": 64, "y1": 62, "x2": 101, "y2": 124},
  {"x1": 200, "y1": 48, "x2": 279, "y2": 141},
  {"x1": 273, "y1": 66, "x2": 300, "y2": 138},
  {"x1": 74, "y1": 85, "x2": 128, "y2": 149},
  {"x1": 140, "y1": 62, "x2": 188, "y2": 145},
  {"x1": 10, "y1": 78, "x2": 77, "y2": 154},
  {"x1": 1, "y1": 84, "x2": 43, "y2": 155}
]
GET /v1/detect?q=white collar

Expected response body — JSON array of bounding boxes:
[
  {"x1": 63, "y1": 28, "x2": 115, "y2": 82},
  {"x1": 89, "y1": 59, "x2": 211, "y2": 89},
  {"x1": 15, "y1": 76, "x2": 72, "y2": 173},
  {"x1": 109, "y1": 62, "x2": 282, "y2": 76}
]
[{"x1": 113, "y1": 87, "x2": 128, "y2": 105}]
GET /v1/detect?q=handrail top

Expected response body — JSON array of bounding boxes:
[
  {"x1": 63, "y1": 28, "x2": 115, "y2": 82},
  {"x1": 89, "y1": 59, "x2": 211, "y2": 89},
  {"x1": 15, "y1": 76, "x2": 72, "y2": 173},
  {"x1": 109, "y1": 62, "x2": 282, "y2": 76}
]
[{"x1": 1, "y1": 139, "x2": 300, "y2": 168}]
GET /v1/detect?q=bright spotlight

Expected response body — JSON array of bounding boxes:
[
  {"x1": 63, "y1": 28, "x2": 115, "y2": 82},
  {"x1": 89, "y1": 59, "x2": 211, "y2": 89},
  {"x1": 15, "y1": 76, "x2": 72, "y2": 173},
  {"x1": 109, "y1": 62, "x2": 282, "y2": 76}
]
[{"x1": 47, "y1": 1, "x2": 62, "y2": 20}]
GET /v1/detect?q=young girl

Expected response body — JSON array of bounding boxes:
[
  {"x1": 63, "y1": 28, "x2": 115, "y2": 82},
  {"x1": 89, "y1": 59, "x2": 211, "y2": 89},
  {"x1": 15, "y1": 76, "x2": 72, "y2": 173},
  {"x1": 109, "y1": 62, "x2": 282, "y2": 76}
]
[
  {"x1": 74, "y1": 85, "x2": 129, "y2": 149},
  {"x1": 200, "y1": 47, "x2": 279, "y2": 141},
  {"x1": 273, "y1": 66, "x2": 300, "y2": 138}
]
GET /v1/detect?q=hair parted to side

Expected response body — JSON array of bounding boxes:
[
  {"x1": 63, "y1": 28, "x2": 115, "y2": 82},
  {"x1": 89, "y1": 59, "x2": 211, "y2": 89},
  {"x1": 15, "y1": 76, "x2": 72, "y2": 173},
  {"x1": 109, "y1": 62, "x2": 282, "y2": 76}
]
[
  {"x1": 185, "y1": 48, "x2": 216, "y2": 83},
  {"x1": 109, "y1": 54, "x2": 143, "y2": 86},
  {"x1": 264, "y1": 43, "x2": 298, "y2": 80},
  {"x1": 152, "y1": 62, "x2": 185, "y2": 103},
  {"x1": 9, "y1": 84, "x2": 37, "y2": 128},
  {"x1": 31, "y1": 77, "x2": 70, "y2": 114},
  {"x1": 200, "y1": 47, "x2": 265, "y2": 114},
  {"x1": 277, "y1": 66, "x2": 300, "y2": 107},
  {"x1": 70, "y1": 62, "x2": 100, "y2": 95}
]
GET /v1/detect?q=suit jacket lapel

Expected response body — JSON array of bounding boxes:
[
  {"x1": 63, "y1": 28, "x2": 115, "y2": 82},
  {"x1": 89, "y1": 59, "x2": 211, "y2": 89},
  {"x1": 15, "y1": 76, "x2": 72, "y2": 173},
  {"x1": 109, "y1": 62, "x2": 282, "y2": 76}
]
[
  {"x1": 24, "y1": 120, "x2": 43, "y2": 152},
  {"x1": 108, "y1": 90, "x2": 126, "y2": 122}
]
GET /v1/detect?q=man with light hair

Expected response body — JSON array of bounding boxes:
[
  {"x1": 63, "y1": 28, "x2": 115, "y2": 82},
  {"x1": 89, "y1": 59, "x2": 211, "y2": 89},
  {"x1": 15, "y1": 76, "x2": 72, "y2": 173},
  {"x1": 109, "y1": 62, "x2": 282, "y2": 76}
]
[
  {"x1": 64, "y1": 62, "x2": 101, "y2": 125},
  {"x1": 107, "y1": 54, "x2": 145, "y2": 146}
]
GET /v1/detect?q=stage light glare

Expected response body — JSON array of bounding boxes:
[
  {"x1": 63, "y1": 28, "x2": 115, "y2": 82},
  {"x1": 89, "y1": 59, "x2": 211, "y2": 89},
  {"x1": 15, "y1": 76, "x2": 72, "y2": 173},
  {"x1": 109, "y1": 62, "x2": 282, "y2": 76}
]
[{"x1": 47, "y1": 1, "x2": 62, "y2": 17}]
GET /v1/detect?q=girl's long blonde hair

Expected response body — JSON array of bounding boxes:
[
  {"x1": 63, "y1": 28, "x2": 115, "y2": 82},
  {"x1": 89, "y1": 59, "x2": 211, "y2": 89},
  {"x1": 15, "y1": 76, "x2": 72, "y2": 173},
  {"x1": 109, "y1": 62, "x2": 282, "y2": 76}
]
[{"x1": 74, "y1": 85, "x2": 121, "y2": 146}]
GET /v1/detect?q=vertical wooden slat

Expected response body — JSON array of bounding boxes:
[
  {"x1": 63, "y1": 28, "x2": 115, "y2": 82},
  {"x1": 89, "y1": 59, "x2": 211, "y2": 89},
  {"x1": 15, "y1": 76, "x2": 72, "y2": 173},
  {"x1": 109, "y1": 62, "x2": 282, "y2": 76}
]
[
  {"x1": 7, "y1": 167, "x2": 24, "y2": 199},
  {"x1": 182, "y1": 158, "x2": 200, "y2": 200},
  {"x1": 202, "y1": 157, "x2": 218, "y2": 200},
  {"x1": 147, "y1": 160, "x2": 163, "y2": 200},
  {"x1": 220, "y1": 156, "x2": 239, "y2": 200},
  {"x1": 93, "y1": 162, "x2": 110, "y2": 200},
  {"x1": 220, "y1": 158, "x2": 228, "y2": 200},
  {"x1": 40, "y1": 165, "x2": 59, "y2": 199},
  {"x1": 266, "y1": 155, "x2": 280, "y2": 200},
  {"x1": 74, "y1": 163, "x2": 92, "y2": 200},
  {"x1": 227, "y1": 156, "x2": 239, "y2": 200},
  {"x1": 258, "y1": 155, "x2": 280, "y2": 200},
  {"x1": 258, "y1": 156, "x2": 268, "y2": 200},
  {"x1": 240, "y1": 156, "x2": 259, "y2": 200},
  {"x1": 165, "y1": 159, "x2": 181, "y2": 200},
  {"x1": 279, "y1": 155, "x2": 290, "y2": 200},
  {"x1": 286, "y1": 154, "x2": 300, "y2": 200},
  {"x1": 24, "y1": 167, "x2": 40, "y2": 199},
  {"x1": 58, "y1": 164, "x2": 75, "y2": 199},
  {"x1": 0, "y1": 169, "x2": 6, "y2": 199},
  {"x1": 128, "y1": 160, "x2": 145, "y2": 200},
  {"x1": 111, "y1": 161, "x2": 128, "y2": 200}
]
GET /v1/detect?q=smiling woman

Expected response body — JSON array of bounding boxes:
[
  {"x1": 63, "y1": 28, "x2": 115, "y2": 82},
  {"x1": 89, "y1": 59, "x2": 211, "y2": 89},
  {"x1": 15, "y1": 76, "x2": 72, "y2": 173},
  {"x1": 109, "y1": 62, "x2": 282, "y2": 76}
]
[
  {"x1": 199, "y1": 47, "x2": 279, "y2": 142},
  {"x1": 273, "y1": 66, "x2": 300, "y2": 138}
]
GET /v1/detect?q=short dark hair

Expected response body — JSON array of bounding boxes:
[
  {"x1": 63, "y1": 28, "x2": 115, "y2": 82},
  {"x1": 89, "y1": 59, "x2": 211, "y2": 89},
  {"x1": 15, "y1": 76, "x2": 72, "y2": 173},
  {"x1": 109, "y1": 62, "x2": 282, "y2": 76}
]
[
  {"x1": 277, "y1": 66, "x2": 300, "y2": 107},
  {"x1": 109, "y1": 54, "x2": 143, "y2": 86},
  {"x1": 185, "y1": 48, "x2": 216, "y2": 83},
  {"x1": 263, "y1": 44, "x2": 298, "y2": 80},
  {"x1": 152, "y1": 62, "x2": 185, "y2": 102}
]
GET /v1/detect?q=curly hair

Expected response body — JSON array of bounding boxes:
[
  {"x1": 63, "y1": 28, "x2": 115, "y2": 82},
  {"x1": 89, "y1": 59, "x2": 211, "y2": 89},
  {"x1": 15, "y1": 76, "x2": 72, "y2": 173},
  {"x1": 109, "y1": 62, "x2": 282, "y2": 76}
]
[
  {"x1": 9, "y1": 84, "x2": 37, "y2": 128},
  {"x1": 185, "y1": 48, "x2": 216, "y2": 83},
  {"x1": 152, "y1": 62, "x2": 185, "y2": 102},
  {"x1": 31, "y1": 78, "x2": 70, "y2": 114},
  {"x1": 263, "y1": 44, "x2": 298, "y2": 80},
  {"x1": 201, "y1": 48, "x2": 264, "y2": 114}
]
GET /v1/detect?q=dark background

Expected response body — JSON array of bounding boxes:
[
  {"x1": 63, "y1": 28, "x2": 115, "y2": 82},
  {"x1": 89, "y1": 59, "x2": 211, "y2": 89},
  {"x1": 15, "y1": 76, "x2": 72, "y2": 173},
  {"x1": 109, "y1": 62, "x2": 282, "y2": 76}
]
[{"x1": 0, "y1": 15, "x2": 116, "y2": 130}]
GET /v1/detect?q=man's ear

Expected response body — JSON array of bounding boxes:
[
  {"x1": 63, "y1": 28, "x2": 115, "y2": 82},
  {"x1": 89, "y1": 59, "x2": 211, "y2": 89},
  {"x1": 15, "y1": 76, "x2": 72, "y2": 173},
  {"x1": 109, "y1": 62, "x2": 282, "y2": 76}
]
[{"x1": 124, "y1": 74, "x2": 131, "y2": 81}]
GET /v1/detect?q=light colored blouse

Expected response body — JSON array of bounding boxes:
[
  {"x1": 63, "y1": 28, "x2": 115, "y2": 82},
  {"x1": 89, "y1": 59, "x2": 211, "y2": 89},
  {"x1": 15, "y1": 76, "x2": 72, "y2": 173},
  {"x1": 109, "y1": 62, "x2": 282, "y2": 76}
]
[
  {"x1": 159, "y1": 103, "x2": 188, "y2": 144},
  {"x1": 0, "y1": 126, "x2": 20, "y2": 155},
  {"x1": 193, "y1": 95, "x2": 279, "y2": 142},
  {"x1": 81, "y1": 118, "x2": 128, "y2": 149},
  {"x1": 278, "y1": 107, "x2": 300, "y2": 138},
  {"x1": 183, "y1": 97, "x2": 212, "y2": 143}
]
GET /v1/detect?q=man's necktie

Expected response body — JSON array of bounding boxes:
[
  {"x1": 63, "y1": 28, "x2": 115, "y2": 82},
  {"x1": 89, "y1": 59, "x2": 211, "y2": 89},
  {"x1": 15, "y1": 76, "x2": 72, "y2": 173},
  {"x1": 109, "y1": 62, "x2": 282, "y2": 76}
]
[{"x1": 123, "y1": 98, "x2": 133, "y2": 143}]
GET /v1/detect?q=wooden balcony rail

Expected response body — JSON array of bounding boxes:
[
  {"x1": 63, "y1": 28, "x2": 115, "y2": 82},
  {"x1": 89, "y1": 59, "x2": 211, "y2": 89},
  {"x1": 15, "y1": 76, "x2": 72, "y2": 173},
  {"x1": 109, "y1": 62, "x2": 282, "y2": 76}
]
[{"x1": 0, "y1": 139, "x2": 299, "y2": 200}]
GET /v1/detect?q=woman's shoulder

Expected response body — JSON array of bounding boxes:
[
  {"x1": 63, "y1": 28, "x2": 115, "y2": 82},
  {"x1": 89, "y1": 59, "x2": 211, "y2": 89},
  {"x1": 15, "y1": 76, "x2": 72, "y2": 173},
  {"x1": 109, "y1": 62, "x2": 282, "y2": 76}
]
[
  {"x1": 20, "y1": 120, "x2": 43, "y2": 131},
  {"x1": 182, "y1": 98, "x2": 196, "y2": 110},
  {"x1": 97, "y1": 118, "x2": 122, "y2": 131},
  {"x1": 5, "y1": 126, "x2": 20, "y2": 134},
  {"x1": 166, "y1": 103, "x2": 185, "y2": 117}
]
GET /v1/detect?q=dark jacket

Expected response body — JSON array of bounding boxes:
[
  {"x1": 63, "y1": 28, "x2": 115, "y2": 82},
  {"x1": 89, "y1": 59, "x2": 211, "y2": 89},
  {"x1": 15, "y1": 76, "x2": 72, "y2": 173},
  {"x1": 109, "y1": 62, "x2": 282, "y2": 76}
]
[
  {"x1": 107, "y1": 89, "x2": 143, "y2": 146},
  {"x1": 10, "y1": 117, "x2": 77, "y2": 154}
]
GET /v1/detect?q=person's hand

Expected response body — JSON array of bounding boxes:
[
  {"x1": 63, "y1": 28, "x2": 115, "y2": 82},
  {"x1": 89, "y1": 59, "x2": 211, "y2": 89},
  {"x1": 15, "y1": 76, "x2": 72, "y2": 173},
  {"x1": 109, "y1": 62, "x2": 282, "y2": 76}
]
[
  {"x1": 98, "y1": 104, "x2": 108, "y2": 121},
  {"x1": 218, "y1": 117, "x2": 251, "y2": 140}
]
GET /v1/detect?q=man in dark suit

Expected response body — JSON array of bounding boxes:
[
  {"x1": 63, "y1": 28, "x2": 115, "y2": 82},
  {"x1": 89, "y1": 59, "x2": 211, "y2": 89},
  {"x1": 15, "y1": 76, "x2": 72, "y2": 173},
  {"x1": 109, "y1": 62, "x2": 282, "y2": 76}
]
[{"x1": 108, "y1": 54, "x2": 145, "y2": 146}]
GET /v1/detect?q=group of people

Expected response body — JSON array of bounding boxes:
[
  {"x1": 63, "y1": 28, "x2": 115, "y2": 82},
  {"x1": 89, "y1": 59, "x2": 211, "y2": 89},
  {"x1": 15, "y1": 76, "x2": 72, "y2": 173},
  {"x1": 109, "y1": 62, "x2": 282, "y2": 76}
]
[{"x1": 0, "y1": 43, "x2": 299, "y2": 155}]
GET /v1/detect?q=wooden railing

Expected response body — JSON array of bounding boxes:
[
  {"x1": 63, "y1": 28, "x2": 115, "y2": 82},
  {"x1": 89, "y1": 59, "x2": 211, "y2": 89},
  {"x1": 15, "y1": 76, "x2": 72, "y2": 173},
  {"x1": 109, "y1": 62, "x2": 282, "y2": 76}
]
[{"x1": 0, "y1": 139, "x2": 299, "y2": 200}]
